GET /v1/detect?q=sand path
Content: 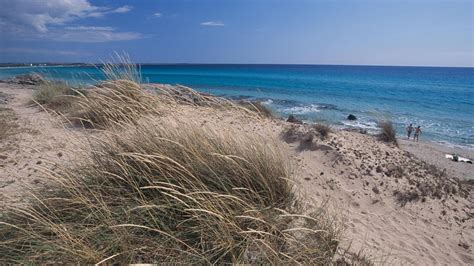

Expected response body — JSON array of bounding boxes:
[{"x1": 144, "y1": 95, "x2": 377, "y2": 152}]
[{"x1": 0, "y1": 84, "x2": 86, "y2": 207}]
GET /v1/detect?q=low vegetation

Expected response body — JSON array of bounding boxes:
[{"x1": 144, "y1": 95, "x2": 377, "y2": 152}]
[
  {"x1": 312, "y1": 123, "x2": 332, "y2": 140},
  {"x1": 377, "y1": 121, "x2": 397, "y2": 146},
  {"x1": 0, "y1": 107, "x2": 18, "y2": 141},
  {"x1": 70, "y1": 79, "x2": 163, "y2": 128},
  {"x1": 237, "y1": 100, "x2": 273, "y2": 118},
  {"x1": 0, "y1": 61, "x2": 343, "y2": 264},
  {"x1": 31, "y1": 82, "x2": 79, "y2": 112}
]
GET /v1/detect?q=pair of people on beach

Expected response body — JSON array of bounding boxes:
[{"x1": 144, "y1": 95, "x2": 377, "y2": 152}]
[{"x1": 406, "y1": 124, "x2": 422, "y2": 141}]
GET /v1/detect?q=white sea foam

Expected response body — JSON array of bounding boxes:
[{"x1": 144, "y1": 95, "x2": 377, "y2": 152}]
[
  {"x1": 342, "y1": 120, "x2": 379, "y2": 131},
  {"x1": 261, "y1": 99, "x2": 273, "y2": 105},
  {"x1": 281, "y1": 104, "x2": 321, "y2": 114}
]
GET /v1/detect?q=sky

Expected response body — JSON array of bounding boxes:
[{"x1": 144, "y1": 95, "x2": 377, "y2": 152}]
[{"x1": 0, "y1": 0, "x2": 472, "y2": 66}]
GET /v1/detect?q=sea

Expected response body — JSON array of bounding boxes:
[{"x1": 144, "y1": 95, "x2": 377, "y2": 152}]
[{"x1": 0, "y1": 64, "x2": 472, "y2": 150}]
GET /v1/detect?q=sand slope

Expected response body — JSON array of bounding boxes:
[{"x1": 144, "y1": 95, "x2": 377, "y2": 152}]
[
  {"x1": 0, "y1": 84, "x2": 87, "y2": 207},
  {"x1": 0, "y1": 83, "x2": 472, "y2": 264}
]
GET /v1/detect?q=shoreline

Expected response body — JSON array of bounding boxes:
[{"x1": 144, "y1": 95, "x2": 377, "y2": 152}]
[
  {"x1": 399, "y1": 139, "x2": 473, "y2": 180},
  {"x1": 1, "y1": 74, "x2": 473, "y2": 154},
  {"x1": 0, "y1": 71, "x2": 472, "y2": 151}
]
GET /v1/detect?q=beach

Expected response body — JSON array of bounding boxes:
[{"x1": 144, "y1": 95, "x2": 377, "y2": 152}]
[
  {"x1": 1, "y1": 64, "x2": 472, "y2": 150},
  {"x1": 399, "y1": 139, "x2": 474, "y2": 181},
  {"x1": 0, "y1": 79, "x2": 472, "y2": 264}
]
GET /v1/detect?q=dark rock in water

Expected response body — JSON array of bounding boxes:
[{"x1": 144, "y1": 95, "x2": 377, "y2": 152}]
[
  {"x1": 347, "y1": 114, "x2": 357, "y2": 120},
  {"x1": 5, "y1": 74, "x2": 45, "y2": 85},
  {"x1": 287, "y1": 114, "x2": 302, "y2": 124}
]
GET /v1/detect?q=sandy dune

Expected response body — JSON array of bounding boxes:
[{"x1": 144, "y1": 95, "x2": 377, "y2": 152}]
[{"x1": 0, "y1": 82, "x2": 472, "y2": 264}]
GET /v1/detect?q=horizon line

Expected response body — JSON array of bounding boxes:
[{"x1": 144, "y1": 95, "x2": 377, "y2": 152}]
[{"x1": 0, "y1": 62, "x2": 473, "y2": 69}]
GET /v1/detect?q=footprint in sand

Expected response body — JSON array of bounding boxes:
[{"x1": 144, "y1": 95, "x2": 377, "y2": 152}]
[{"x1": 422, "y1": 235, "x2": 436, "y2": 247}]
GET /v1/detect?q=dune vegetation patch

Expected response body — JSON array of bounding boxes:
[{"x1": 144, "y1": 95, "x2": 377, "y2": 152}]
[
  {"x1": 0, "y1": 107, "x2": 18, "y2": 142},
  {"x1": 312, "y1": 123, "x2": 332, "y2": 140},
  {"x1": 69, "y1": 79, "x2": 164, "y2": 128},
  {"x1": 0, "y1": 60, "x2": 343, "y2": 264},
  {"x1": 237, "y1": 100, "x2": 274, "y2": 118},
  {"x1": 377, "y1": 121, "x2": 398, "y2": 146},
  {"x1": 31, "y1": 82, "x2": 81, "y2": 113},
  {"x1": 0, "y1": 116, "x2": 342, "y2": 264}
]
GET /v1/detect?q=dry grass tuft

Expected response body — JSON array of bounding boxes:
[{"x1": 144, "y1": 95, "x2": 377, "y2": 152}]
[
  {"x1": 237, "y1": 101, "x2": 273, "y2": 118},
  {"x1": 31, "y1": 82, "x2": 79, "y2": 112},
  {"x1": 377, "y1": 121, "x2": 397, "y2": 146},
  {"x1": 101, "y1": 52, "x2": 142, "y2": 83},
  {"x1": 3, "y1": 55, "x2": 342, "y2": 263},
  {"x1": 312, "y1": 123, "x2": 332, "y2": 140},
  {"x1": 70, "y1": 79, "x2": 164, "y2": 128},
  {"x1": 0, "y1": 116, "x2": 342, "y2": 263},
  {"x1": 393, "y1": 189, "x2": 420, "y2": 206},
  {"x1": 0, "y1": 107, "x2": 18, "y2": 141},
  {"x1": 1, "y1": 60, "x2": 343, "y2": 263}
]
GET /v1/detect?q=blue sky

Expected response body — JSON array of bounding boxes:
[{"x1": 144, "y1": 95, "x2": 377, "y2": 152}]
[{"x1": 0, "y1": 0, "x2": 472, "y2": 66}]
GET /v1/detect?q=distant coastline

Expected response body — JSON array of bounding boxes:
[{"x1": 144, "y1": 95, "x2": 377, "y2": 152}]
[
  {"x1": 0, "y1": 63, "x2": 93, "y2": 69},
  {"x1": 1, "y1": 63, "x2": 473, "y2": 69}
]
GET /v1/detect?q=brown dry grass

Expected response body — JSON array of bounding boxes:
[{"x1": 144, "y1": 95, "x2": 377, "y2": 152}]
[
  {"x1": 377, "y1": 121, "x2": 398, "y2": 146},
  {"x1": 0, "y1": 107, "x2": 18, "y2": 142},
  {"x1": 0, "y1": 60, "x2": 343, "y2": 264},
  {"x1": 237, "y1": 100, "x2": 273, "y2": 118},
  {"x1": 69, "y1": 79, "x2": 163, "y2": 128},
  {"x1": 313, "y1": 123, "x2": 332, "y2": 140},
  {"x1": 31, "y1": 82, "x2": 80, "y2": 113}
]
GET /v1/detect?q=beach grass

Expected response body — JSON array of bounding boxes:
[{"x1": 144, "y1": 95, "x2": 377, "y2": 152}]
[
  {"x1": 237, "y1": 100, "x2": 274, "y2": 118},
  {"x1": 312, "y1": 123, "x2": 332, "y2": 140},
  {"x1": 69, "y1": 79, "x2": 162, "y2": 128},
  {"x1": 377, "y1": 121, "x2": 398, "y2": 146},
  {"x1": 0, "y1": 62, "x2": 343, "y2": 264},
  {"x1": 0, "y1": 107, "x2": 18, "y2": 141},
  {"x1": 30, "y1": 81, "x2": 87, "y2": 114}
]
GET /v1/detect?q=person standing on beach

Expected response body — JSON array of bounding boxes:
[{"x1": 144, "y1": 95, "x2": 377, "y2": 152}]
[
  {"x1": 414, "y1": 126, "x2": 422, "y2": 141},
  {"x1": 406, "y1": 124, "x2": 414, "y2": 139}
]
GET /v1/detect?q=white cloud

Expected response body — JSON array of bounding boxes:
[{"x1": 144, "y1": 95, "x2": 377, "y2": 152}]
[
  {"x1": 56, "y1": 30, "x2": 143, "y2": 42},
  {"x1": 200, "y1": 21, "x2": 225, "y2": 27},
  {"x1": 0, "y1": 0, "x2": 134, "y2": 37},
  {"x1": 0, "y1": 0, "x2": 140, "y2": 42},
  {"x1": 154, "y1": 12, "x2": 162, "y2": 17},
  {"x1": 49, "y1": 26, "x2": 143, "y2": 42},
  {"x1": 112, "y1": 5, "x2": 132, "y2": 14},
  {"x1": 65, "y1": 26, "x2": 115, "y2": 31}
]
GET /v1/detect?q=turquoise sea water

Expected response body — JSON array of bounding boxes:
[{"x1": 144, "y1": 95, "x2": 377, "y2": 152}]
[{"x1": 0, "y1": 64, "x2": 473, "y2": 149}]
